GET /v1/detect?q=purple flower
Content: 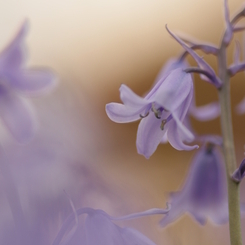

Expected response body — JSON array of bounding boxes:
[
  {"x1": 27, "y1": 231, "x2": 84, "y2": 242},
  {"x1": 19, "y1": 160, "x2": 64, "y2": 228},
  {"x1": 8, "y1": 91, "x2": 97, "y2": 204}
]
[
  {"x1": 189, "y1": 101, "x2": 220, "y2": 122},
  {"x1": 85, "y1": 209, "x2": 157, "y2": 245},
  {"x1": 0, "y1": 21, "x2": 57, "y2": 143},
  {"x1": 106, "y1": 67, "x2": 198, "y2": 158},
  {"x1": 53, "y1": 207, "x2": 170, "y2": 245},
  {"x1": 157, "y1": 59, "x2": 220, "y2": 132},
  {"x1": 160, "y1": 143, "x2": 229, "y2": 227}
]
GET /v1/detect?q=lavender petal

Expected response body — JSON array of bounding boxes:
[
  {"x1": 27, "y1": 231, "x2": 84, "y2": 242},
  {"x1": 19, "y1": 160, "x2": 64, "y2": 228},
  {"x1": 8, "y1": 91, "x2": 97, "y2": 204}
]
[
  {"x1": 136, "y1": 112, "x2": 167, "y2": 159},
  {"x1": 189, "y1": 102, "x2": 220, "y2": 121}
]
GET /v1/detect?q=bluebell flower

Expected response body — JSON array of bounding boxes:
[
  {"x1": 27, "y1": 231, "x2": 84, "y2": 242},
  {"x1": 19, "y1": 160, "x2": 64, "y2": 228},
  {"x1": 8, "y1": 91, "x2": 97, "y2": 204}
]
[
  {"x1": 155, "y1": 59, "x2": 220, "y2": 144},
  {"x1": 0, "y1": 21, "x2": 57, "y2": 143},
  {"x1": 106, "y1": 66, "x2": 198, "y2": 158},
  {"x1": 160, "y1": 143, "x2": 229, "y2": 226},
  {"x1": 53, "y1": 207, "x2": 170, "y2": 245},
  {"x1": 85, "y1": 209, "x2": 157, "y2": 245}
]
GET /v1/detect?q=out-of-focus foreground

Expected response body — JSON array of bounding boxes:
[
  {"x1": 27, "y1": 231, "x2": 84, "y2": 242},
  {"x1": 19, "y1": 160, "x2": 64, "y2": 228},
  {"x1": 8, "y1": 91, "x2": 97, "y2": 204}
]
[{"x1": 0, "y1": 0, "x2": 245, "y2": 244}]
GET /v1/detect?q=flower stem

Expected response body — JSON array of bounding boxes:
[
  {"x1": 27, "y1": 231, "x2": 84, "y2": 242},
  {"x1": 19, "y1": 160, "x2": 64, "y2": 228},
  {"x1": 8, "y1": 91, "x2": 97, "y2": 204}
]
[{"x1": 218, "y1": 42, "x2": 242, "y2": 245}]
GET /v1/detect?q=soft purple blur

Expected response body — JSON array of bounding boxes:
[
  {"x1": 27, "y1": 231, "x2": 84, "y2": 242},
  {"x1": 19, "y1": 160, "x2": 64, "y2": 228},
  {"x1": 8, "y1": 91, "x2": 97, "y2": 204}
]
[
  {"x1": 160, "y1": 143, "x2": 229, "y2": 227},
  {"x1": 0, "y1": 1, "x2": 245, "y2": 245}
]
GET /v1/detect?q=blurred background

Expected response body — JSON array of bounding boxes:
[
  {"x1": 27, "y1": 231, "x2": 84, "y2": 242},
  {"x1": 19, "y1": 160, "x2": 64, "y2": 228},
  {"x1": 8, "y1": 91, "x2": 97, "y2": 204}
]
[{"x1": 0, "y1": 0, "x2": 245, "y2": 244}]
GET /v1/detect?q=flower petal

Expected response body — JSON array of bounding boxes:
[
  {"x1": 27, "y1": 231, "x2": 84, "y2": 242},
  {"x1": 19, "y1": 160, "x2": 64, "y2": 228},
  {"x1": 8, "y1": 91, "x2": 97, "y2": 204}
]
[
  {"x1": 7, "y1": 69, "x2": 57, "y2": 95},
  {"x1": 167, "y1": 120, "x2": 198, "y2": 151},
  {"x1": 106, "y1": 103, "x2": 145, "y2": 123},
  {"x1": 0, "y1": 20, "x2": 28, "y2": 73},
  {"x1": 153, "y1": 68, "x2": 193, "y2": 112},
  {"x1": 189, "y1": 102, "x2": 220, "y2": 121},
  {"x1": 161, "y1": 133, "x2": 168, "y2": 143},
  {"x1": 85, "y1": 212, "x2": 125, "y2": 245},
  {"x1": 162, "y1": 145, "x2": 229, "y2": 227},
  {"x1": 171, "y1": 112, "x2": 194, "y2": 141},
  {"x1": 187, "y1": 146, "x2": 228, "y2": 225},
  {"x1": 136, "y1": 112, "x2": 167, "y2": 158},
  {"x1": 166, "y1": 25, "x2": 222, "y2": 88},
  {"x1": 154, "y1": 59, "x2": 188, "y2": 86},
  {"x1": 160, "y1": 197, "x2": 186, "y2": 227},
  {"x1": 111, "y1": 207, "x2": 170, "y2": 221},
  {"x1": 208, "y1": 204, "x2": 228, "y2": 225},
  {"x1": 120, "y1": 227, "x2": 156, "y2": 245},
  {"x1": 0, "y1": 87, "x2": 36, "y2": 143},
  {"x1": 229, "y1": 62, "x2": 245, "y2": 76},
  {"x1": 120, "y1": 84, "x2": 151, "y2": 108},
  {"x1": 145, "y1": 60, "x2": 189, "y2": 100},
  {"x1": 232, "y1": 158, "x2": 245, "y2": 182},
  {"x1": 236, "y1": 97, "x2": 245, "y2": 114},
  {"x1": 188, "y1": 211, "x2": 207, "y2": 225},
  {"x1": 166, "y1": 93, "x2": 198, "y2": 151}
]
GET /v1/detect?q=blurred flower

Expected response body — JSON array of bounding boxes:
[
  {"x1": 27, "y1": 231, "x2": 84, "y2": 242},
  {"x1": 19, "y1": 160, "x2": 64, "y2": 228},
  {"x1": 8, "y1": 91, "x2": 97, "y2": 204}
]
[
  {"x1": 106, "y1": 67, "x2": 198, "y2": 158},
  {"x1": 160, "y1": 143, "x2": 229, "y2": 227},
  {"x1": 53, "y1": 207, "x2": 170, "y2": 245},
  {"x1": 189, "y1": 100, "x2": 220, "y2": 122},
  {"x1": 0, "y1": 20, "x2": 57, "y2": 143},
  {"x1": 85, "y1": 209, "x2": 156, "y2": 245}
]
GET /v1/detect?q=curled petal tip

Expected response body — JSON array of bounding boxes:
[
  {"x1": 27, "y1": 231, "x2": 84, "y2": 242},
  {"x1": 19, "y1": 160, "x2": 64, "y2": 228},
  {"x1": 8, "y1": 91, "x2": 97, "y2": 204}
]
[{"x1": 166, "y1": 26, "x2": 221, "y2": 88}]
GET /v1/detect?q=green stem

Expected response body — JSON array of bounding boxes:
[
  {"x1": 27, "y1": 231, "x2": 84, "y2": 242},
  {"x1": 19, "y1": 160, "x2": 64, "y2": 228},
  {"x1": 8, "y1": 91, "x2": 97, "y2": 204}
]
[{"x1": 218, "y1": 43, "x2": 242, "y2": 245}]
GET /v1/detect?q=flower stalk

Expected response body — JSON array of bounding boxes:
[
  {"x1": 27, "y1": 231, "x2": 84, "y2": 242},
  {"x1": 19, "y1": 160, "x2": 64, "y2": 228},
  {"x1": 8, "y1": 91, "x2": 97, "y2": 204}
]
[{"x1": 218, "y1": 41, "x2": 242, "y2": 245}]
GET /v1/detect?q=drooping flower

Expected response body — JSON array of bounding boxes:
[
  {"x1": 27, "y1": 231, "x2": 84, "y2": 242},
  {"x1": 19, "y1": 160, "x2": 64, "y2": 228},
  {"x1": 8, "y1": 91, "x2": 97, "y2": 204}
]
[
  {"x1": 0, "y1": 21, "x2": 57, "y2": 143},
  {"x1": 106, "y1": 67, "x2": 198, "y2": 158},
  {"x1": 85, "y1": 209, "x2": 157, "y2": 245},
  {"x1": 53, "y1": 207, "x2": 170, "y2": 245},
  {"x1": 160, "y1": 142, "x2": 229, "y2": 227},
  {"x1": 155, "y1": 59, "x2": 220, "y2": 140}
]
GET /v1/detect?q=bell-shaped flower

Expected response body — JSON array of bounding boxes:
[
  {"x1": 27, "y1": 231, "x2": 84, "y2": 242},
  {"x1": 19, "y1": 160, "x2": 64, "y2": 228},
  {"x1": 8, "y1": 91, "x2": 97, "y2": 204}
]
[
  {"x1": 157, "y1": 59, "x2": 220, "y2": 130},
  {"x1": 0, "y1": 21, "x2": 57, "y2": 143},
  {"x1": 160, "y1": 143, "x2": 229, "y2": 227},
  {"x1": 85, "y1": 209, "x2": 157, "y2": 245},
  {"x1": 106, "y1": 67, "x2": 198, "y2": 159},
  {"x1": 53, "y1": 207, "x2": 170, "y2": 245},
  {"x1": 153, "y1": 59, "x2": 220, "y2": 145}
]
